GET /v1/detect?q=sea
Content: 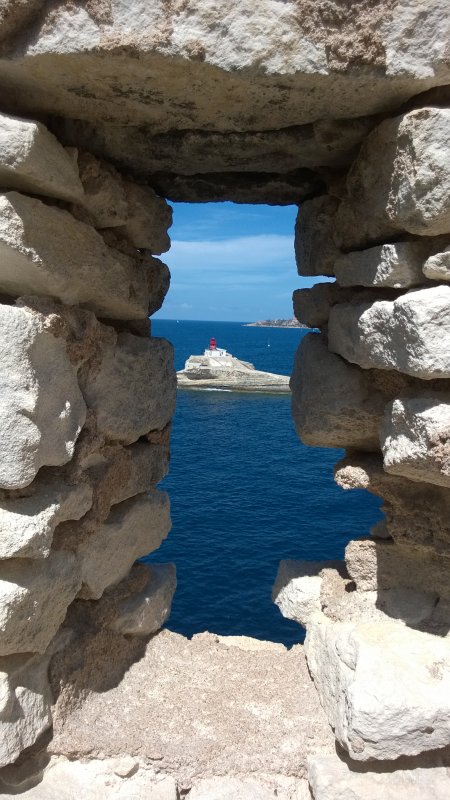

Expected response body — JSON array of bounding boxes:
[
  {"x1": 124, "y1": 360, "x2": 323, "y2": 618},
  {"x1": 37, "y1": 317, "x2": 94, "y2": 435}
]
[{"x1": 143, "y1": 319, "x2": 382, "y2": 646}]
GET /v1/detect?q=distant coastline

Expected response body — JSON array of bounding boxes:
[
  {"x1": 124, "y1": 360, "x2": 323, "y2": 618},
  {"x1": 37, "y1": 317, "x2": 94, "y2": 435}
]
[{"x1": 244, "y1": 318, "x2": 308, "y2": 329}]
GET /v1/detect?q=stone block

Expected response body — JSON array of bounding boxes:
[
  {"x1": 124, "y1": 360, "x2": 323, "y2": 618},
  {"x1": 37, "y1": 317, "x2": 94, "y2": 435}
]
[
  {"x1": 335, "y1": 108, "x2": 450, "y2": 249},
  {"x1": 0, "y1": 756, "x2": 178, "y2": 799},
  {"x1": 381, "y1": 395, "x2": 450, "y2": 487},
  {"x1": 70, "y1": 151, "x2": 128, "y2": 228},
  {"x1": 308, "y1": 753, "x2": 450, "y2": 800},
  {"x1": 295, "y1": 196, "x2": 340, "y2": 277},
  {"x1": 272, "y1": 559, "x2": 345, "y2": 628},
  {"x1": 293, "y1": 283, "x2": 348, "y2": 328},
  {"x1": 344, "y1": 537, "x2": 450, "y2": 599},
  {"x1": 82, "y1": 333, "x2": 176, "y2": 445},
  {"x1": 108, "y1": 563, "x2": 176, "y2": 636},
  {"x1": 76, "y1": 491, "x2": 171, "y2": 599},
  {"x1": 0, "y1": 475, "x2": 92, "y2": 559},
  {"x1": 0, "y1": 192, "x2": 152, "y2": 320},
  {"x1": 0, "y1": 303, "x2": 86, "y2": 490},
  {"x1": 117, "y1": 181, "x2": 172, "y2": 254},
  {"x1": 189, "y1": 775, "x2": 310, "y2": 800},
  {"x1": 328, "y1": 286, "x2": 450, "y2": 378},
  {"x1": 0, "y1": 113, "x2": 83, "y2": 202},
  {"x1": 0, "y1": 651, "x2": 52, "y2": 768},
  {"x1": 423, "y1": 246, "x2": 450, "y2": 281},
  {"x1": 305, "y1": 615, "x2": 450, "y2": 760},
  {"x1": 334, "y1": 241, "x2": 432, "y2": 288},
  {"x1": 291, "y1": 333, "x2": 385, "y2": 449},
  {"x1": 0, "y1": 550, "x2": 80, "y2": 655}
]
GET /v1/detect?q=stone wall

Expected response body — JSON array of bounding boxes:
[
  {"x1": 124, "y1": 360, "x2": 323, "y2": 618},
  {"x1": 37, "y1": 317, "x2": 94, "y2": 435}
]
[
  {"x1": 274, "y1": 103, "x2": 450, "y2": 794},
  {"x1": 0, "y1": 112, "x2": 177, "y2": 768}
]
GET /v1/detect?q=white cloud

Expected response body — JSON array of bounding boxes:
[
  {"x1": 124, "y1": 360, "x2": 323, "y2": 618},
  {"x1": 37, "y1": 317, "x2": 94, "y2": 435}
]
[{"x1": 166, "y1": 234, "x2": 295, "y2": 276}]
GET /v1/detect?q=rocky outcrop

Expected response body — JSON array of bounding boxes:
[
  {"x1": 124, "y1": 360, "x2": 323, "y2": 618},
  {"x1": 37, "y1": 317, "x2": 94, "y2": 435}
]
[{"x1": 177, "y1": 352, "x2": 290, "y2": 392}]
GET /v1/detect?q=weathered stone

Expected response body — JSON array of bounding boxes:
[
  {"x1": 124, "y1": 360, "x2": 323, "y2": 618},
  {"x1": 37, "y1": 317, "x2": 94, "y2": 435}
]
[
  {"x1": 0, "y1": 475, "x2": 92, "y2": 559},
  {"x1": 151, "y1": 169, "x2": 323, "y2": 205},
  {"x1": 49, "y1": 630, "x2": 334, "y2": 788},
  {"x1": 305, "y1": 615, "x2": 450, "y2": 760},
  {"x1": 108, "y1": 563, "x2": 176, "y2": 637},
  {"x1": 295, "y1": 197, "x2": 340, "y2": 277},
  {"x1": 70, "y1": 151, "x2": 128, "y2": 228},
  {"x1": 381, "y1": 395, "x2": 450, "y2": 487},
  {"x1": 75, "y1": 491, "x2": 171, "y2": 600},
  {"x1": 116, "y1": 182, "x2": 172, "y2": 254},
  {"x1": 0, "y1": 756, "x2": 178, "y2": 799},
  {"x1": 0, "y1": 192, "x2": 151, "y2": 320},
  {"x1": 328, "y1": 286, "x2": 450, "y2": 378},
  {"x1": 189, "y1": 775, "x2": 310, "y2": 800},
  {"x1": 293, "y1": 283, "x2": 348, "y2": 329},
  {"x1": 291, "y1": 334, "x2": 385, "y2": 449},
  {"x1": 0, "y1": 112, "x2": 83, "y2": 202},
  {"x1": 0, "y1": 303, "x2": 86, "y2": 490},
  {"x1": 335, "y1": 108, "x2": 450, "y2": 249},
  {"x1": 335, "y1": 453, "x2": 450, "y2": 556},
  {"x1": 0, "y1": 651, "x2": 52, "y2": 768},
  {"x1": 0, "y1": 549, "x2": 80, "y2": 655},
  {"x1": 334, "y1": 241, "x2": 433, "y2": 288},
  {"x1": 82, "y1": 334, "x2": 176, "y2": 445},
  {"x1": 423, "y1": 246, "x2": 450, "y2": 281},
  {"x1": 345, "y1": 537, "x2": 450, "y2": 599},
  {"x1": 308, "y1": 753, "x2": 450, "y2": 800},
  {"x1": 272, "y1": 560, "x2": 345, "y2": 628}
]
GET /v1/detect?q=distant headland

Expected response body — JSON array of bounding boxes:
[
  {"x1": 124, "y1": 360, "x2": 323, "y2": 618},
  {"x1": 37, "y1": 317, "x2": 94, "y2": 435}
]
[{"x1": 244, "y1": 319, "x2": 308, "y2": 328}]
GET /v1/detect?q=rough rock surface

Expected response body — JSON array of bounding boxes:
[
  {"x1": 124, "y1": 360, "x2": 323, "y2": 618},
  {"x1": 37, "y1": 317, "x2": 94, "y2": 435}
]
[
  {"x1": 272, "y1": 559, "x2": 345, "y2": 628},
  {"x1": 335, "y1": 108, "x2": 450, "y2": 249},
  {"x1": 291, "y1": 334, "x2": 385, "y2": 449},
  {"x1": 0, "y1": 192, "x2": 152, "y2": 320},
  {"x1": 178, "y1": 352, "x2": 290, "y2": 392},
  {"x1": 74, "y1": 491, "x2": 171, "y2": 600},
  {"x1": 49, "y1": 630, "x2": 334, "y2": 790},
  {"x1": 0, "y1": 303, "x2": 86, "y2": 490},
  {"x1": 305, "y1": 615, "x2": 450, "y2": 760},
  {"x1": 108, "y1": 563, "x2": 177, "y2": 637},
  {"x1": 308, "y1": 753, "x2": 450, "y2": 800},
  {"x1": 82, "y1": 334, "x2": 176, "y2": 445},
  {"x1": 70, "y1": 151, "x2": 128, "y2": 229},
  {"x1": 0, "y1": 475, "x2": 92, "y2": 559},
  {"x1": 0, "y1": 549, "x2": 80, "y2": 655},
  {"x1": 188, "y1": 774, "x2": 310, "y2": 800},
  {"x1": 0, "y1": 651, "x2": 52, "y2": 768},
  {"x1": 295, "y1": 197, "x2": 339, "y2": 277},
  {"x1": 117, "y1": 182, "x2": 172, "y2": 254},
  {"x1": 423, "y1": 247, "x2": 450, "y2": 281},
  {"x1": 0, "y1": 112, "x2": 83, "y2": 202},
  {"x1": 0, "y1": 756, "x2": 178, "y2": 799},
  {"x1": 334, "y1": 240, "x2": 435, "y2": 288},
  {"x1": 381, "y1": 395, "x2": 450, "y2": 486},
  {"x1": 328, "y1": 286, "x2": 450, "y2": 378}
]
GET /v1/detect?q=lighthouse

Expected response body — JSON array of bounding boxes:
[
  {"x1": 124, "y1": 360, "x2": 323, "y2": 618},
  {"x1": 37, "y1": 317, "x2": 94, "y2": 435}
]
[{"x1": 204, "y1": 337, "x2": 228, "y2": 358}]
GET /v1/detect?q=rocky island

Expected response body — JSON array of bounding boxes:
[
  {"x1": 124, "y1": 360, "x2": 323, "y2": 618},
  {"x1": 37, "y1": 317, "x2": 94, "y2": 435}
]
[
  {"x1": 245, "y1": 318, "x2": 308, "y2": 328},
  {"x1": 177, "y1": 338, "x2": 290, "y2": 392}
]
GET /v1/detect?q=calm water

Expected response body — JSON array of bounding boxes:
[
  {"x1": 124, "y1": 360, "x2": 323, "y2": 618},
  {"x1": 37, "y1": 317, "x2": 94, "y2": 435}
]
[{"x1": 144, "y1": 320, "x2": 382, "y2": 646}]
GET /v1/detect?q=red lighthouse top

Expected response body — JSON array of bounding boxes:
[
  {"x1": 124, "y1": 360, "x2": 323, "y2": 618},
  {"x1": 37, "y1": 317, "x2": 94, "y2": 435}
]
[{"x1": 209, "y1": 337, "x2": 217, "y2": 350}]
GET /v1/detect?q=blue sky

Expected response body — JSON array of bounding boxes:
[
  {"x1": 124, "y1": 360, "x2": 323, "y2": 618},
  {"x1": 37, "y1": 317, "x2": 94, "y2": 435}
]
[{"x1": 155, "y1": 202, "x2": 329, "y2": 322}]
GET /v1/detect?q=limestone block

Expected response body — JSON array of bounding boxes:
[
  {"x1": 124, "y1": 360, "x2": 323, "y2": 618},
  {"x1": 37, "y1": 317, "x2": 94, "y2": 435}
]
[
  {"x1": 305, "y1": 615, "x2": 450, "y2": 760},
  {"x1": 334, "y1": 241, "x2": 432, "y2": 288},
  {"x1": 295, "y1": 197, "x2": 340, "y2": 277},
  {"x1": 76, "y1": 491, "x2": 171, "y2": 599},
  {"x1": 291, "y1": 333, "x2": 385, "y2": 449},
  {"x1": 345, "y1": 537, "x2": 450, "y2": 599},
  {"x1": 308, "y1": 754, "x2": 450, "y2": 800},
  {"x1": 381, "y1": 395, "x2": 450, "y2": 487},
  {"x1": 0, "y1": 476, "x2": 92, "y2": 559},
  {"x1": 0, "y1": 303, "x2": 86, "y2": 490},
  {"x1": 0, "y1": 549, "x2": 80, "y2": 655},
  {"x1": 189, "y1": 775, "x2": 310, "y2": 800},
  {"x1": 335, "y1": 108, "x2": 450, "y2": 249},
  {"x1": 0, "y1": 756, "x2": 178, "y2": 799},
  {"x1": 293, "y1": 283, "x2": 350, "y2": 329},
  {"x1": 0, "y1": 113, "x2": 83, "y2": 202},
  {"x1": 328, "y1": 286, "x2": 450, "y2": 378},
  {"x1": 423, "y1": 247, "x2": 450, "y2": 281},
  {"x1": 272, "y1": 561, "x2": 323, "y2": 627},
  {"x1": 70, "y1": 151, "x2": 128, "y2": 228},
  {"x1": 117, "y1": 182, "x2": 172, "y2": 254},
  {"x1": 108, "y1": 563, "x2": 176, "y2": 636},
  {"x1": 0, "y1": 192, "x2": 151, "y2": 320},
  {"x1": 0, "y1": 651, "x2": 52, "y2": 768},
  {"x1": 82, "y1": 334, "x2": 176, "y2": 445}
]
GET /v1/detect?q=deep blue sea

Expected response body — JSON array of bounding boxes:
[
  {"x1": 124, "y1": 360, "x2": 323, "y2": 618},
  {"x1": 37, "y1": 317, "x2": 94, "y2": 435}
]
[{"x1": 144, "y1": 320, "x2": 382, "y2": 646}]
